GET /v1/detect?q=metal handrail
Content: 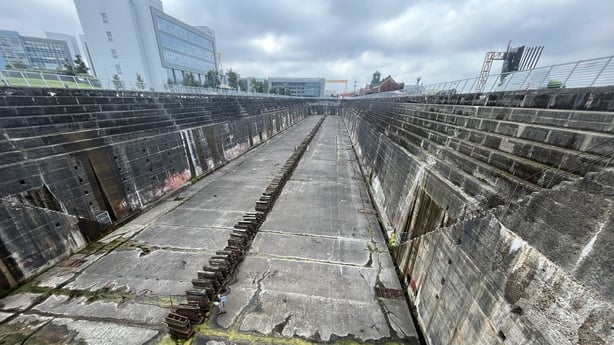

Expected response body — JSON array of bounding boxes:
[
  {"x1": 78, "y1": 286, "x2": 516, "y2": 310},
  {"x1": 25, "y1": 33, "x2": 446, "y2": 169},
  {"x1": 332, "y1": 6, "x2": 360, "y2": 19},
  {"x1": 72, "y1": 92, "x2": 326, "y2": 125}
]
[
  {"x1": 4, "y1": 54, "x2": 614, "y2": 98},
  {"x1": 358, "y1": 55, "x2": 614, "y2": 98},
  {"x1": 0, "y1": 69, "x2": 290, "y2": 97}
]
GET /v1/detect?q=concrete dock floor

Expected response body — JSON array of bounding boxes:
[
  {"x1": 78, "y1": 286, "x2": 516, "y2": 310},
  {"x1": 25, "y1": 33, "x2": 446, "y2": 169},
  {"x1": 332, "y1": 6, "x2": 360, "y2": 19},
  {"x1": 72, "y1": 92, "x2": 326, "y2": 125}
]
[{"x1": 0, "y1": 116, "x2": 418, "y2": 344}]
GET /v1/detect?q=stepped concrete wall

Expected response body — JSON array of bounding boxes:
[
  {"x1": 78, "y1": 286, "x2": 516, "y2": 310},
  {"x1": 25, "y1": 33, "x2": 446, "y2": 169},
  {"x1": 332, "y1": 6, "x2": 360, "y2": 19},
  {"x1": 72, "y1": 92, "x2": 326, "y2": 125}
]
[
  {"x1": 0, "y1": 87, "x2": 313, "y2": 288},
  {"x1": 342, "y1": 87, "x2": 614, "y2": 345},
  {"x1": 1, "y1": 85, "x2": 612, "y2": 344}
]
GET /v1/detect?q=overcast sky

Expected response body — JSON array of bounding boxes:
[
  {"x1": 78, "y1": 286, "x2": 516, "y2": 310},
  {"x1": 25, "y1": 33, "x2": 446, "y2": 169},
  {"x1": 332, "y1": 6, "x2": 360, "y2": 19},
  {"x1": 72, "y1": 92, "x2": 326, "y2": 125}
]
[{"x1": 1, "y1": 0, "x2": 613, "y2": 92}]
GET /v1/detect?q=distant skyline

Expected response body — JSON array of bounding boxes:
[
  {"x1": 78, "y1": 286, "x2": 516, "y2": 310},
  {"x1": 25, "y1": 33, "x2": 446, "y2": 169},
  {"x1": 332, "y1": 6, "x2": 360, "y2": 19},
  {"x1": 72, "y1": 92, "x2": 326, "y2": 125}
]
[{"x1": 1, "y1": 0, "x2": 613, "y2": 92}]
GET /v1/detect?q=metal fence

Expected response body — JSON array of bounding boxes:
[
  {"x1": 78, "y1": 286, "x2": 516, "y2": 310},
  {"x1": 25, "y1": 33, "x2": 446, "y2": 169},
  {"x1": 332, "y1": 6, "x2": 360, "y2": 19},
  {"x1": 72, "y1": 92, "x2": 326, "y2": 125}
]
[
  {"x1": 1, "y1": 69, "x2": 102, "y2": 89},
  {"x1": 361, "y1": 55, "x2": 614, "y2": 98},
  {"x1": 0, "y1": 69, "x2": 289, "y2": 97},
  {"x1": 164, "y1": 84, "x2": 293, "y2": 98},
  {"x1": 5, "y1": 55, "x2": 614, "y2": 98}
]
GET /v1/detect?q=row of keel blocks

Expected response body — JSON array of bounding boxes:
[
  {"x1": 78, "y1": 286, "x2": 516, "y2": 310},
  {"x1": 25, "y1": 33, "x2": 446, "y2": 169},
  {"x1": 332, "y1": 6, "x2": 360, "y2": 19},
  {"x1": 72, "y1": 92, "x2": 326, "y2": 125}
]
[
  {"x1": 165, "y1": 312, "x2": 194, "y2": 338},
  {"x1": 166, "y1": 117, "x2": 326, "y2": 340}
]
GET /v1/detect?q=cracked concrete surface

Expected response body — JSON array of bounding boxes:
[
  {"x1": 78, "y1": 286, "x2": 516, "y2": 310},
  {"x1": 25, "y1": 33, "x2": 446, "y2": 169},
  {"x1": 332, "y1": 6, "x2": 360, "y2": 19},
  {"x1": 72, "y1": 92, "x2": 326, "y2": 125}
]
[
  {"x1": 221, "y1": 116, "x2": 418, "y2": 343},
  {"x1": 0, "y1": 117, "x2": 325, "y2": 344},
  {"x1": 0, "y1": 116, "x2": 418, "y2": 344}
]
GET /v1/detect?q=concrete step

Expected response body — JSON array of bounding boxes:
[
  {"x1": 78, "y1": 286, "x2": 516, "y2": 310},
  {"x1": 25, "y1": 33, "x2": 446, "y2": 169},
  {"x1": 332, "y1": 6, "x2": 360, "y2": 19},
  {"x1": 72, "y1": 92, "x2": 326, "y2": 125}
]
[
  {"x1": 405, "y1": 102, "x2": 614, "y2": 134},
  {"x1": 370, "y1": 109, "x2": 605, "y2": 179},
  {"x1": 357, "y1": 110, "x2": 543, "y2": 198},
  {"x1": 377, "y1": 102, "x2": 614, "y2": 156}
]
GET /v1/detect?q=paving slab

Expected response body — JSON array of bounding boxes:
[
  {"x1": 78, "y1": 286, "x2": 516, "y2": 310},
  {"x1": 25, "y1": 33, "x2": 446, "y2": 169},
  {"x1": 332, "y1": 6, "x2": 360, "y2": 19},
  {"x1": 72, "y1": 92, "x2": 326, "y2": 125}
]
[
  {"x1": 0, "y1": 293, "x2": 43, "y2": 312},
  {"x1": 32, "y1": 295, "x2": 168, "y2": 325},
  {"x1": 179, "y1": 182, "x2": 264, "y2": 211},
  {"x1": 261, "y1": 180, "x2": 377, "y2": 238},
  {"x1": 28, "y1": 317, "x2": 160, "y2": 345},
  {"x1": 33, "y1": 252, "x2": 107, "y2": 289},
  {"x1": 131, "y1": 224, "x2": 233, "y2": 250},
  {"x1": 66, "y1": 249, "x2": 209, "y2": 296},
  {"x1": 156, "y1": 208, "x2": 244, "y2": 228},
  {"x1": 251, "y1": 231, "x2": 371, "y2": 266}
]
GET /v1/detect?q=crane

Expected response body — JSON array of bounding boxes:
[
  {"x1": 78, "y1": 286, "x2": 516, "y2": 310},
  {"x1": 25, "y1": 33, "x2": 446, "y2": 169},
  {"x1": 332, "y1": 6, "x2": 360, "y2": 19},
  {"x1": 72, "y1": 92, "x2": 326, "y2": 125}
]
[{"x1": 476, "y1": 41, "x2": 543, "y2": 93}]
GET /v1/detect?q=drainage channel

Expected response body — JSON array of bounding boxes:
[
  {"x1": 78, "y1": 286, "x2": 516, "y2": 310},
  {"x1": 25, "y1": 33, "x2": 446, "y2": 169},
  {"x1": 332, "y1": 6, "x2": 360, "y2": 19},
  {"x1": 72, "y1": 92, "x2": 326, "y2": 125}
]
[{"x1": 165, "y1": 116, "x2": 326, "y2": 339}]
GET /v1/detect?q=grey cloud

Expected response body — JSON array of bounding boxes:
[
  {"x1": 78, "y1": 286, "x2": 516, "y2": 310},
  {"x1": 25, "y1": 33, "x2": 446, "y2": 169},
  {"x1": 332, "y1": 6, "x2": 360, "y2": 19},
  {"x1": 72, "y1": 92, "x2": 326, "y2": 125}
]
[{"x1": 1, "y1": 0, "x2": 614, "y2": 90}]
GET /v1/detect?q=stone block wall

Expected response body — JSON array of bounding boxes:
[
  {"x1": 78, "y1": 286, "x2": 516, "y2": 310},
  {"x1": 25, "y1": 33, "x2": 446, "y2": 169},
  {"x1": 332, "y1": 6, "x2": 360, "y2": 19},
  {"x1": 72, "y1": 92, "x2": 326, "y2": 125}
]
[
  {"x1": 406, "y1": 171, "x2": 613, "y2": 345},
  {"x1": 0, "y1": 87, "x2": 313, "y2": 289},
  {"x1": 341, "y1": 91, "x2": 614, "y2": 344},
  {"x1": 398, "y1": 86, "x2": 614, "y2": 112}
]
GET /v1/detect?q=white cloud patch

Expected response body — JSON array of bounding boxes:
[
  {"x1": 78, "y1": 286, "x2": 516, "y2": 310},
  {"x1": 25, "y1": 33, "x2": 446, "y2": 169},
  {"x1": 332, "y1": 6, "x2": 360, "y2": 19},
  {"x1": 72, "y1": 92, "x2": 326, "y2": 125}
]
[{"x1": 250, "y1": 33, "x2": 290, "y2": 55}]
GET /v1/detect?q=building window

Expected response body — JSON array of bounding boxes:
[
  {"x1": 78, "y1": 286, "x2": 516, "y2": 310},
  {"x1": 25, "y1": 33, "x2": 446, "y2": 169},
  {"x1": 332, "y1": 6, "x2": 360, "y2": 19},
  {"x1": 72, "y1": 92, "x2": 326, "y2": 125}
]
[
  {"x1": 101, "y1": 12, "x2": 108, "y2": 23},
  {"x1": 111, "y1": 49, "x2": 117, "y2": 58},
  {"x1": 115, "y1": 64, "x2": 121, "y2": 74},
  {"x1": 106, "y1": 31, "x2": 113, "y2": 41}
]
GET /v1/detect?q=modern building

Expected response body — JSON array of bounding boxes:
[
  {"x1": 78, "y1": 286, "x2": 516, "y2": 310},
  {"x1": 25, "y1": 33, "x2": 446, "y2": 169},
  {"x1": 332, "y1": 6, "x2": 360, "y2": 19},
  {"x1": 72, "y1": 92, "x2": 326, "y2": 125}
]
[
  {"x1": 21, "y1": 36, "x2": 72, "y2": 71},
  {"x1": 0, "y1": 30, "x2": 72, "y2": 71},
  {"x1": 74, "y1": 0, "x2": 218, "y2": 91},
  {"x1": 45, "y1": 32, "x2": 83, "y2": 64},
  {"x1": 267, "y1": 77, "x2": 325, "y2": 97},
  {"x1": 0, "y1": 30, "x2": 28, "y2": 69}
]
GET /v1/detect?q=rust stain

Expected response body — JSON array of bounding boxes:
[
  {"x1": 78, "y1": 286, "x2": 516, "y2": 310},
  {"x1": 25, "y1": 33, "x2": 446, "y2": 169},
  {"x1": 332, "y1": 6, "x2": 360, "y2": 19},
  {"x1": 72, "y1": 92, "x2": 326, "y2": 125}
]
[
  {"x1": 164, "y1": 170, "x2": 191, "y2": 192},
  {"x1": 407, "y1": 272, "x2": 418, "y2": 295}
]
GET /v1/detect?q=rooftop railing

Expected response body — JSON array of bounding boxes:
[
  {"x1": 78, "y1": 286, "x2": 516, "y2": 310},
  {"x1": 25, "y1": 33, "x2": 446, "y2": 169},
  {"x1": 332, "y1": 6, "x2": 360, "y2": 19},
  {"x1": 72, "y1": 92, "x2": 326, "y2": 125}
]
[
  {"x1": 5, "y1": 55, "x2": 613, "y2": 99},
  {"x1": 359, "y1": 55, "x2": 614, "y2": 98}
]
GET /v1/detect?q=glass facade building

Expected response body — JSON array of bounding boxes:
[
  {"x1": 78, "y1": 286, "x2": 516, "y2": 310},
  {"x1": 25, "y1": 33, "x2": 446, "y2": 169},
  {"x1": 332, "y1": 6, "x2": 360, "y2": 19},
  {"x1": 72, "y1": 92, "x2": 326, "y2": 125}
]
[
  {"x1": 75, "y1": 0, "x2": 218, "y2": 91},
  {"x1": 21, "y1": 37, "x2": 71, "y2": 70},
  {"x1": 0, "y1": 30, "x2": 29, "y2": 69},
  {"x1": 268, "y1": 77, "x2": 325, "y2": 97},
  {"x1": 152, "y1": 7, "x2": 216, "y2": 85},
  {"x1": 0, "y1": 30, "x2": 72, "y2": 71}
]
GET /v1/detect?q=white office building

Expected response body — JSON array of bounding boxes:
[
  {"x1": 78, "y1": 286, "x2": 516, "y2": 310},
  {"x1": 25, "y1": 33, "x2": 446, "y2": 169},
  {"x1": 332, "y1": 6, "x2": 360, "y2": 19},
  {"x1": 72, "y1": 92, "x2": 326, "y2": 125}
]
[{"x1": 74, "y1": 0, "x2": 217, "y2": 91}]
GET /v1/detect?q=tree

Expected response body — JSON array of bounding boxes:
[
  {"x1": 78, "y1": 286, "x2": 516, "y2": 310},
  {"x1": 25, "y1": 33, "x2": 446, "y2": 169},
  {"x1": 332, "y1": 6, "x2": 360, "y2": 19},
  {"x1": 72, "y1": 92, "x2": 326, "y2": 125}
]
[
  {"x1": 227, "y1": 68, "x2": 238, "y2": 90},
  {"x1": 182, "y1": 72, "x2": 201, "y2": 87},
  {"x1": 238, "y1": 79, "x2": 247, "y2": 92},
  {"x1": 73, "y1": 55, "x2": 89, "y2": 75},
  {"x1": 136, "y1": 73, "x2": 146, "y2": 89},
  {"x1": 63, "y1": 55, "x2": 89, "y2": 76},
  {"x1": 251, "y1": 78, "x2": 268, "y2": 93},
  {"x1": 204, "y1": 69, "x2": 220, "y2": 88},
  {"x1": 112, "y1": 74, "x2": 123, "y2": 90},
  {"x1": 251, "y1": 78, "x2": 261, "y2": 92},
  {"x1": 270, "y1": 87, "x2": 290, "y2": 95},
  {"x1": 63, "y1": 59, "x2": 76, "y2": 76}
]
